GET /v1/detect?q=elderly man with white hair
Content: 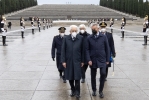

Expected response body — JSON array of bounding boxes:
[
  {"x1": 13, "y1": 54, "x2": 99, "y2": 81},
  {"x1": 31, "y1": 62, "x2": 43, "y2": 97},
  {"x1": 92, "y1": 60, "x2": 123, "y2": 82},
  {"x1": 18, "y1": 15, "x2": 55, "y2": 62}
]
[
  {"x1": 78, "y1": 24, "x2": 90, "y2": 83},
  {"x1": 61, "y1": 25, "x2": 84, "y2": 99}
]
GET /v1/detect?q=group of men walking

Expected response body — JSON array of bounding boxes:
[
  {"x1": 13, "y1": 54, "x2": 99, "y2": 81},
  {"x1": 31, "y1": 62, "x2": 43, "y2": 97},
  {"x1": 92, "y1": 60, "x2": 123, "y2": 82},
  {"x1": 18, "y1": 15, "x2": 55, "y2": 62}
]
[{"x1": 51, "y1": 22, "x2": 116, "y2": 99}]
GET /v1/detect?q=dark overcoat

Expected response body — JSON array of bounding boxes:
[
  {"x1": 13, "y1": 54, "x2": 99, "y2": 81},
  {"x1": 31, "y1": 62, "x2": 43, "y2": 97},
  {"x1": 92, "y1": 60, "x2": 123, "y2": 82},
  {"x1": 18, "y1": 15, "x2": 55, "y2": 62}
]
[
  {"x1": 105, "y1": 32, "x2": 116, "y2": 67},
  {"x1": 61, "y1": 34, "x2": 84, "y2": 80},
  {"x1": 78, "y1": 32, "x2": 90, "y2": 64},
  {"x1": 51, "y1": 35, "x2": 64, "y2": 70},
  {"x1": 86, "y1": 32, "x2": 110, "y2": 68}
]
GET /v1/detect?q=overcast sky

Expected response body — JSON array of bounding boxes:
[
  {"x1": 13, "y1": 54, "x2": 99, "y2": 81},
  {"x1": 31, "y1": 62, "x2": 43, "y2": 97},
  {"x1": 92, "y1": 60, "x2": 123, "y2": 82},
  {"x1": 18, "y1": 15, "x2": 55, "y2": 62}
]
[{"x1": 37, "y1": 0, "x2": 100, "y2": 5}]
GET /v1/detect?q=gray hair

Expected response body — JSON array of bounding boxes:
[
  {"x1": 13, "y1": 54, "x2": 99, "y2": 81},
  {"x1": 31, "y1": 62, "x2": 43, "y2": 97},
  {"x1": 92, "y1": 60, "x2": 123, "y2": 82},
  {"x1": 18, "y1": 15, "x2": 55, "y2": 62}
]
[
  {"x1": 90, "y1": 23, "x2": 99, "y2": 28},
  {"x1": 79, "y1": 24, "x2": 86, "y2": 29},
  {"x1": 70, "y1": 25, "x2": 78, "y2": 31}
]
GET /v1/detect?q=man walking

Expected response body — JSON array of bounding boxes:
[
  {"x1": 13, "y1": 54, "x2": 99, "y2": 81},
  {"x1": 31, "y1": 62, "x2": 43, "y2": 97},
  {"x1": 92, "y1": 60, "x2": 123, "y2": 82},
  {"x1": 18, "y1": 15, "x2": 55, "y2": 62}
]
[
  {"x1": 61, "y1": 25, "x2": 84, "y2": 99},
  {"x1": 86, "y1": 23, "x2": 110, "y2": 98}
]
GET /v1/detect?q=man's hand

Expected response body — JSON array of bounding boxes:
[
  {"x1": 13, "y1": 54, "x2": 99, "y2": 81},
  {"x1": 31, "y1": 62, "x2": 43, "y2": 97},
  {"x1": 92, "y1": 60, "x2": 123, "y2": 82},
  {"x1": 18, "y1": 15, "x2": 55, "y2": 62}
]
[
  {"x1": 52, "y1": 58, "x2": 55, "y2": 61},
  {"x1": 63, "y1": 63, "x2": 66, "y2": 68},
  {"x1": 106, "y1": 62, "x2": 109, "y2": 65},
  {"x1": 81, "y1": 63, "x2": 84, "y2": 67},
  {"x1": 88, "y1": 61, "x2": 92, "y2": 66}
]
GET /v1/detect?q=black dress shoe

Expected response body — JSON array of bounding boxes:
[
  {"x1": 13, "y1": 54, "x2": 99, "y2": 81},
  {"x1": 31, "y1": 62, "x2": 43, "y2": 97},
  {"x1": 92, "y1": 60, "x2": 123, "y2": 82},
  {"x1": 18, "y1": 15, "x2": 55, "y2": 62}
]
[
  {"x1": 99, "y1": 92, "x2": 104, "y2": 98},
  {"x1": 70, "y1": 91, "x2": 75, "y2": 97},
  {"x1": 81, "y1": 79, "x2": 85, "y2": 83},
  {"x1": 76, "y1": 95, "x2": 80, "y2": 99},
  {"x1": 92, "y1": 91, "x2": 96, "y2": 96},
  {"x1": 3, "y1": 44, "x2": 8, "y2": 46}
]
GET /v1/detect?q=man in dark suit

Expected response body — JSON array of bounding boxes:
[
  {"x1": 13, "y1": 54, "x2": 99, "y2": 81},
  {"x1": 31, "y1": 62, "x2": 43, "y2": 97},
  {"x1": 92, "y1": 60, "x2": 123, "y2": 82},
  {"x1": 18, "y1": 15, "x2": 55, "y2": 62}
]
[
  {"x1": 78, "y1": 24, "x2": 90, "y2": 83},
  {"x1": 61, "y1": 25, "x2": 84, "y2": 99},
  {"x1": 51, "y1": 27, "x2": 66, "y2": 83},
  {"x1": 100, "y1": 22, "x2": 116, "y2": 81},
  {"x1": 86, "y1": 23, "x2": 110, "y2": 98}
]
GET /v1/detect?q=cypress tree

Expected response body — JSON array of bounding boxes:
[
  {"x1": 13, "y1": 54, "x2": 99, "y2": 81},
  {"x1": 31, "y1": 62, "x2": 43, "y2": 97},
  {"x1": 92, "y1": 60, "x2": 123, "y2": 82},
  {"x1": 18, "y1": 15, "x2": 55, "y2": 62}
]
[{"x1": 0, "y1": 0, "x2": 38, "y2": 14}]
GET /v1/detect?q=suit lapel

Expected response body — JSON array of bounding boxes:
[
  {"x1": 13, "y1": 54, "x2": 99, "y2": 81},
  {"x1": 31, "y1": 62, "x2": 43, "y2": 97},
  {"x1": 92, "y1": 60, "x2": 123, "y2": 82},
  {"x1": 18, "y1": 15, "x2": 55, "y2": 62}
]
[{"x1": 91, "y1": 34, "x2": 96, "y2": 40}]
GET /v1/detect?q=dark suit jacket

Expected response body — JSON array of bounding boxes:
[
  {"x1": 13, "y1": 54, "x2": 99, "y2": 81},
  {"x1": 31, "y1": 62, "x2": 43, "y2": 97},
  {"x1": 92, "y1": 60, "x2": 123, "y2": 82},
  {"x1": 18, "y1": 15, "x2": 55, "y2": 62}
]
[
  {"x1": 105, "y1": 32, "x2": 115, "y2": 57},
  {"x1": 51, "y1": 35, "x2": 64, "y2": 58},
  {"x1": 61, "y1": 34, "x2": 84, "y2": 80},
  {"x1": 86, "y1": 32, "x2": 110, "y2": 68},
  {"x1": 79, "y1": 32, "x2": 90, "y2": 64}
]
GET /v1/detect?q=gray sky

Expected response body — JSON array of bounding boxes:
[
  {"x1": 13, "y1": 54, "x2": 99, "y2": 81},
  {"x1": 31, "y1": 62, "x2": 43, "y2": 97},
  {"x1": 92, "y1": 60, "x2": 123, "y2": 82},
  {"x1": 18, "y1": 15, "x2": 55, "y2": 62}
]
[{"x1": 37, "y1": 0, "x2": 100, "y2": 5}]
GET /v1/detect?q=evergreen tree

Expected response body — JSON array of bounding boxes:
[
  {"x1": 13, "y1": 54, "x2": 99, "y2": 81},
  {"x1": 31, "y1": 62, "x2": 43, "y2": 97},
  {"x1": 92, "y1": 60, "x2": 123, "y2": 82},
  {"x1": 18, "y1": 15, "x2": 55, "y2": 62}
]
[
  {"x1": 0, "y1": 0, "x2": 38, "y2": 15},
  {"x1": 100, "y1": 0, "x2": 149, "y2": 17}
]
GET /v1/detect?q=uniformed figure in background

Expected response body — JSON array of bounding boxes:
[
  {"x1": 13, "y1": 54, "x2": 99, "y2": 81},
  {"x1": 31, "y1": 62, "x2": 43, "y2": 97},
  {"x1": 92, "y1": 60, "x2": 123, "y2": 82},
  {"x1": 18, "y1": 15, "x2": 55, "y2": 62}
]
[
  {"x1": 38, "y1": 18, "x2": 41, "y2": 32},
  {"x1": 121, "y1": 17, "x2": 126, "y2": 38},
  {"x1": 20, "y1": 17, "x2": 25, "y2": 38},
  {"x1": 100, "y1": 22, "x2": 116, "y2": 81},
  {"x1": 31, "y1": 18, "x2": 35, "y2": 34},
  {"x1": 50, "y1": 19, "x2": 53, "y2": 27},
  {"x1": 78, "y1": 24, "x2": 90, "y2": 83},
  {"x1": 8, "y1": 22, "x2": 12, "y2": 30},
  {"x1": 48, "y1": 19, "x2": 51, "y2": 28},
  {"x1": 110, "y1": 18, "x2": 114, "y2": 33},
  {"x1": 43, "y1": 18, "x2": 46, "y2": 30},
  {"x1": 46, "y1": 19, "x2": 49, "y2": 29},
  {"x1": 51, "y1": 27, "x2": 66, "y2": 83},
  {"x1": 0, "y1": 16, "x2": 8, "y2": 46},
  {"x1": 143, "y1": 15, "x2": 149, "y2": 45}
]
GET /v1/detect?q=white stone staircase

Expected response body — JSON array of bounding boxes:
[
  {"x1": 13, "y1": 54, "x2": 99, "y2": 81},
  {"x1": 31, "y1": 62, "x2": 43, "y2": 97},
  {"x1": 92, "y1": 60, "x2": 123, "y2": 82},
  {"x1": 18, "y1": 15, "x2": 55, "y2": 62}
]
[{"x1": 5, "y1": 5, "x2": 40, "y2": 17}]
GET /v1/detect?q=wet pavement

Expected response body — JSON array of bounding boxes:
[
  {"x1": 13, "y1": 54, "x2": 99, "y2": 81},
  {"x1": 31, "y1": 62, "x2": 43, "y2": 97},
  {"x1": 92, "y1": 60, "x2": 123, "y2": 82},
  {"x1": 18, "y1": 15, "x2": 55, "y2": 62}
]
[{"x1": 0, "y1": 27, "x2": 149, "y2": 100}]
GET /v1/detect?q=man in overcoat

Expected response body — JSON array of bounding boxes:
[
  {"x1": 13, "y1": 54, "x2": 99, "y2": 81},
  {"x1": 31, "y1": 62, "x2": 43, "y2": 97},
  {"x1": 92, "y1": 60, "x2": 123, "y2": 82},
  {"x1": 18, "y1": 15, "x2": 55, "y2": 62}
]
[
  {"x1": 78, "y1": 24, "x2": 90, "y2": 83},
  {"x1": 51, "y1": 27, "x2": 66, "y2": 83},
  {"x1": 86, "y1": 23, "x2": 110, "y2": 98},
  {"x1": 61, "y1": 25, "x2": 84, "y2": 99}
]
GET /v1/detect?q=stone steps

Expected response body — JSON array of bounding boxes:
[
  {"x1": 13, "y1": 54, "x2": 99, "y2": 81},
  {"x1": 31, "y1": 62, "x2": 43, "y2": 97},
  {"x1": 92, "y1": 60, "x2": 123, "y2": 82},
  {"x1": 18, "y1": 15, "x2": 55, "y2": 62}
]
[{"x1": 7, "y1": 4, "x2": 135, "y2": 20}]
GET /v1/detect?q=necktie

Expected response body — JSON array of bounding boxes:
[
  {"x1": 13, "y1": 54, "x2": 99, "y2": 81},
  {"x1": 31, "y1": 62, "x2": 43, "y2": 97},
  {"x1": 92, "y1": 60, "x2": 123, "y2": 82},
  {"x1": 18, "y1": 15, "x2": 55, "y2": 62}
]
[{"x1": 73, "y1": 37, "x2": 75, "y2": 41}]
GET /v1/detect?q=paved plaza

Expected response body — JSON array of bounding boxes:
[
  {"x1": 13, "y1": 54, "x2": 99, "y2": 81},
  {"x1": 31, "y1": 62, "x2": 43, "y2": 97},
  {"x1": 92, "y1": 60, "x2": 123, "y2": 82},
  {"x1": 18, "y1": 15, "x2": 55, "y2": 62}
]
[{"x1": 0, "y1": 27, "x2": 149, "y2": 100}]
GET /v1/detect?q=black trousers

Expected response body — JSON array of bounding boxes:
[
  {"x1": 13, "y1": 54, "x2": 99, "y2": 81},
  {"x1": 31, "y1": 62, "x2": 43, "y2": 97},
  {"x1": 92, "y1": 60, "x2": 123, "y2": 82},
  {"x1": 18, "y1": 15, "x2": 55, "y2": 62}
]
[
  {"x1": 39, "y1": 27, "x2": 40, "y2": 32},
  {"x1": 32, "y1": 29, "x2": 34, "y2": 34},
  {"x1": 106, "y1": 67, "x2": 109, "y2": 78},
  {"x1": 81, "y1": 64, "x2": 88, "y2": 79},
  {"x1": 121, "y1": 31, "x2": 124, "y2": 38},
  {"x1": 2, "y1": 36, "x2": 6, "y2": 45},
  {"x1": 91, "y1": 67, "x2": 106, "y2": 93},
  {"x1": 69, "y1": 80, "x2": 80, "y2": 95},
  {"x1": 21, "y1": 31, "x2": 24, "y2": 38},
  {"x1": 58, "y1": 70, "x2": 65, "y2": 79},
  {"x1": 144, "y1": 36, "x2": 148, "y2": 45}
]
